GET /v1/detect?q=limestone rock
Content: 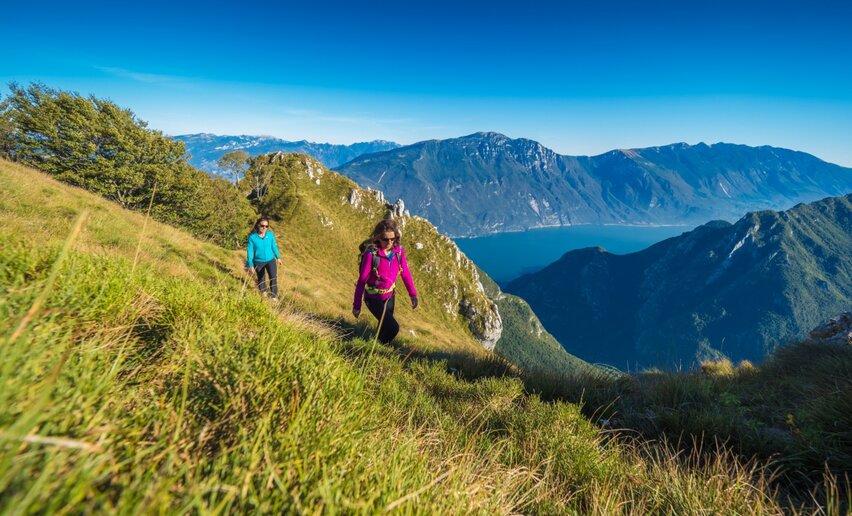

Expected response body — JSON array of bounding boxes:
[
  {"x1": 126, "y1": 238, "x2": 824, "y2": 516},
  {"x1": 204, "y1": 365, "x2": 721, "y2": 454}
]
[
  {"x1": 460, "y1": 298, "x2": 503, "y2": 351},
  {"x1": 348, "y1": 188, "x2": 362, "y2": 207},
  {"x1": 391, "y1": 198, "x2": 406, "y2": 219},
  {"x1": 367, "y1": 188, "x2": 385, "y2": 205}
]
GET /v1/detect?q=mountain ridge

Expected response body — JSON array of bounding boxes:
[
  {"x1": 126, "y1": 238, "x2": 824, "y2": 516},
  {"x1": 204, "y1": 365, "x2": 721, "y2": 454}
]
[
  {"x1": 505, "y1": 193, "x2": 852, "y2": 369},
  {"x1": 337, "y1": 132, "x2": 852, "y2": 236},
  {"x1": 175, "y1": 133, "x2": 401, "y2": 175}
]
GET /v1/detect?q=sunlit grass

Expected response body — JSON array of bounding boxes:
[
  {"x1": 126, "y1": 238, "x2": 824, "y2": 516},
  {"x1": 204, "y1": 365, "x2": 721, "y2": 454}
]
[{"x1": 0, "y1": 159, "x2": 842, "y2": 513}]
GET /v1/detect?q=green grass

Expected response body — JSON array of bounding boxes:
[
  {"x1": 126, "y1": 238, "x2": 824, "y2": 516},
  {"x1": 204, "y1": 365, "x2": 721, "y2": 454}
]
[
  {"x1": 0, "y1": 159, "x2": 841, "y2": 513},
  {"x1": 248, "y1": 152, "x2": 500, "y2": 356},
  {"x1": 546, "y1": 345, "x2": 852, "y2": 509}
]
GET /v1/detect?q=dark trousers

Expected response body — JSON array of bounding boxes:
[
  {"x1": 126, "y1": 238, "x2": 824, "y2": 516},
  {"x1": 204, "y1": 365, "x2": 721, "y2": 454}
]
[
  {"x1": 365, "y1": 294, "x2": 399, "y2": 344},
  {"x1": 254, "y1": 260, "x2": 278, "y2": 297}
]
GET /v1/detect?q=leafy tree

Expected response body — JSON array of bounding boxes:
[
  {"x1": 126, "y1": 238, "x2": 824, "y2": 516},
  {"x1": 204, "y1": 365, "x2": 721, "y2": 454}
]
[
  {"x1": 0, "y1": 95, "x2": 13, "y2": 159},
  {"x1": 217, "y1": 150, "x2": 250, "y2": 185},
  {"x1": 196, "y1": 176, "x2": 258, "y2": 248},
  {"x1": 1, "y1": 82, "x2": 186, "y2": 209},
  {"x1": 0, "y1": 82, "x2": 258, "y2": 249}
]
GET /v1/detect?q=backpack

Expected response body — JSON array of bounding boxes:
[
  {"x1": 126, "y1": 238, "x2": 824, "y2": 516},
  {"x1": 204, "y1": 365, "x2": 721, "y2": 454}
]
[{"x1": 357, "y1": 239, "x2": 399, "y2": 295}]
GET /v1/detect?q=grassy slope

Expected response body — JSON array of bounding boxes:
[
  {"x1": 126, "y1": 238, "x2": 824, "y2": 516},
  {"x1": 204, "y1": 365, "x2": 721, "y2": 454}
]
[
  {"x1": 254, "y1": 152, "x2": 496, "y2": 355},
  {"x1": 249, "y1": 152, "x2": 589, "y2": 374},
  {"x1": 571, "y1": 346, "x2": 852, "y2": 487},
  {"x1": 0, "y1": 159, "x2": 836, "y2": 513}
]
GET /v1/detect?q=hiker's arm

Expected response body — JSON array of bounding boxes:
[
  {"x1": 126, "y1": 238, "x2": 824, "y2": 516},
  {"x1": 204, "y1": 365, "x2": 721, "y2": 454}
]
[
  {"x1": 246, "y1": 237, "x2": 255, "y2": 268},
  {"x1": 353, "y1": 252, "x2": 372, "y2": 311},
  {"x1": 399, "y1": 248, "x2": 417, "y2": 298}
]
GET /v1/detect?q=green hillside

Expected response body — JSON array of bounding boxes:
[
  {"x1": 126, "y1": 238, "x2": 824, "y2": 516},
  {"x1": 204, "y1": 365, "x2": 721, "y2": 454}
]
[
  {"x1": 0, "y1": 85, "x2": 846, "y2": 512},
  {"x1": 242, "y1": 151, "x2": 500, "y2": 355},
  {"x1": 1, "y1": 159, "x2": 813, "y2": 513},
  {"x1": 507, "y1": 195, "x2": 852, "y2": 369},
  {"x1": 477, "y1": 268, "x2": 589, "y2": 375},
  {"x1": 241, "y1": 151, "x2": 590, "y2": 375},
  {"x1": 0, "y1": 83, "x2": 584, "y2": 376}
]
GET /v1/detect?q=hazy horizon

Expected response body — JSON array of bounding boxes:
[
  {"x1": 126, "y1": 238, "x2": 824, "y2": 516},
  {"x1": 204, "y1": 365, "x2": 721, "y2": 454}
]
[{"x1": 4, "y1": 0, "x2": 852, "y2": 166}]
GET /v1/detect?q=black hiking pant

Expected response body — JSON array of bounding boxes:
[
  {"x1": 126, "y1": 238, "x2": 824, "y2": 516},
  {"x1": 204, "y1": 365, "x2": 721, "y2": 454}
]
[
  {"x1": 254, "y1": 260, "x2": 278, "y2": 297},
  {"x1": 365, "y1": 294, "x2": 399, "y2": 344}
]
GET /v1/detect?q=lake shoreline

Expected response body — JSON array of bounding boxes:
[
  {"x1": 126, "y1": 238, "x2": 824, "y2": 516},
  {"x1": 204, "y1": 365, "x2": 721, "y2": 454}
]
[{"x1": 451, "y1": 222, "x2": 696, "y2": 240}]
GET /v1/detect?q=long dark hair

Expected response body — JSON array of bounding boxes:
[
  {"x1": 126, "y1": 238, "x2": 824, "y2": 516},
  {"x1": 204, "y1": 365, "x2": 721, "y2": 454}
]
[
  {"x1": 252, "y1": 216, "x2": 270, "y2": 234},
  {"x1": 370, "y1": 218, "x2": 401, "y2": 247}
]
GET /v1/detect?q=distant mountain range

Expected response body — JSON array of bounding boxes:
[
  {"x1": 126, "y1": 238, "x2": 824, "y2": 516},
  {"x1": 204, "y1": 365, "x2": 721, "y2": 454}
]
[
  {"x1": 336, "y1": 132, "x2": 852, "y2": 236},
  {"x1": 174, "y1": 133, "x2": 400, "y2": 174},
  {"x1": 504, "y1": 194, "x2": 852, "y2": 369}
]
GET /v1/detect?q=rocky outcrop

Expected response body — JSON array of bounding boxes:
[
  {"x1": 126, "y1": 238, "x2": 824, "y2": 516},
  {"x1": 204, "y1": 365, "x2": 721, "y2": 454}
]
[
  {"x1": 347, "y1": 188, "x2": 362, "y2": 208},
  {"x1": 390, "y1": 198, "x2": 409, "y2": 219},
  {"x1": 460, "y1": 298, "x2": 503, "y2": 351},
  {"x1": 809, "y1": 313, "x2": 852, "y2": 345}
]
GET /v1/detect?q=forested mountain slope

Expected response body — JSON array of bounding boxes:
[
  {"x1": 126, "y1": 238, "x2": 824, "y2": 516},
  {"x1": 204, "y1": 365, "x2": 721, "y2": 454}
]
[{"x1": 507, "y1": 195, "x2": 852, "y2": 368}]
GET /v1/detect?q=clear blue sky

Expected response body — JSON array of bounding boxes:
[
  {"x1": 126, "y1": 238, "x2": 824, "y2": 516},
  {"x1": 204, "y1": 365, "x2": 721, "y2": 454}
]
[{"x1": 3, "y1": 0, "x2": 852, "y2": 165}]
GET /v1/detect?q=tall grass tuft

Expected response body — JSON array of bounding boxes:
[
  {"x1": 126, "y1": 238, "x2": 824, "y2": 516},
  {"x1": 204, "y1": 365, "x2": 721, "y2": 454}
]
[{"x1": 6, "y1": 210, "x2": 88, "y2": 345}]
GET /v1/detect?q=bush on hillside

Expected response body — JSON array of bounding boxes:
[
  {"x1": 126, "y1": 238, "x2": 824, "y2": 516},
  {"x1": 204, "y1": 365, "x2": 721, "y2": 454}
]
[{"x1": 0, "y1": 83, "x2": 255, "y2": 248}]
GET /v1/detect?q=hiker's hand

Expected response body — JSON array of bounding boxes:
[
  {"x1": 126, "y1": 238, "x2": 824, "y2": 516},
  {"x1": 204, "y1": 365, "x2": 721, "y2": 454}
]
[
  {"x1": 244, "y1": 266, "x2": 253, "y2": 273},
  {"x1": 276, "y1": 258, "x2": 283, "y2": 265},
  {"x1": 352, "y1": 308, "x2": 360, "y2": 318},
  {"x1": 411, "y1": 296, "x2": 418, "y2": 309}
]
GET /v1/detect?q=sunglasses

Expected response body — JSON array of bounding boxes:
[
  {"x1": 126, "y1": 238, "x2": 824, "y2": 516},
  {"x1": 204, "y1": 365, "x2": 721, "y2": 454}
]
[
  {"x1": 379, "y1": 237, "x2": 396, "y2": 242},
  {"x1": 259, "y1": 224, "x2": 269, "y2": 228}
]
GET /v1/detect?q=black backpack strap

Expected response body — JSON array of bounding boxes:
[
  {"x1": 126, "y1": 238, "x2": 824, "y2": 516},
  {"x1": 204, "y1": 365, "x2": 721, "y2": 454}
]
[
  {"x1": 366, "y1": 248, "x2": 380, "y2": 285},
  {"x1": 372, "y1": 250, "x2": 380, "y2": 272}
]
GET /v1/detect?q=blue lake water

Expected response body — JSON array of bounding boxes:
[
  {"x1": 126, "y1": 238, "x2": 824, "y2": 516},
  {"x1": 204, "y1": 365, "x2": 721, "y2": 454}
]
[{"x1": 454, "y1": 225, "x2": 692, "y2": 284}]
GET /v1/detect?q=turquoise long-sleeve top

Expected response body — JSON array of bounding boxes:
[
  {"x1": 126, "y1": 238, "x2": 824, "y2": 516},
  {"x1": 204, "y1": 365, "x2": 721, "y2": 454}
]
[{"x1": 246, "y1": 230, "x2": 281, "y2": 267}]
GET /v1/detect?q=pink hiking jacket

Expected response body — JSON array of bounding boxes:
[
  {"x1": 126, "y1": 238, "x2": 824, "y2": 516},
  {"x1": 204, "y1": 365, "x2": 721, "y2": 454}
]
[{"x1": 353, "y1": 245, "x2": 417, "y2": 310}]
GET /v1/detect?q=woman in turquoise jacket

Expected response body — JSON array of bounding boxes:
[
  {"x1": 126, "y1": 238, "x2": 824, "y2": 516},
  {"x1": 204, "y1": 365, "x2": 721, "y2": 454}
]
[{"x1": 246, "y1": 217, "x2": 282, "y2": 300}]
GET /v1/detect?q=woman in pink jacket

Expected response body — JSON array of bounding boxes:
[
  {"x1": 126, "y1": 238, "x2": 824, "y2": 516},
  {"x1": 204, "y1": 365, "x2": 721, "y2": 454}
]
[{"x1": 352, "y1": 219, "x2": 418, "y2": 344}]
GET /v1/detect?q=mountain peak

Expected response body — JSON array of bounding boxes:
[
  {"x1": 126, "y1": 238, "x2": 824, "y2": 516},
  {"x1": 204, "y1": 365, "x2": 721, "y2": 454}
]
[
  {"x1": 461, "y1": 131, "x2": 512, "y2": 143},
  {"x1": 470, "y1": 131, "x2": 509, "y2": 138}
]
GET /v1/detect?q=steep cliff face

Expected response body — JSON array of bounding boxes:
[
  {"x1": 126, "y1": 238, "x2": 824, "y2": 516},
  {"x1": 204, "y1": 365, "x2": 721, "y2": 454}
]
[{"x1": 251, "y1": 152, "x2": 502, "y2": 350}]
